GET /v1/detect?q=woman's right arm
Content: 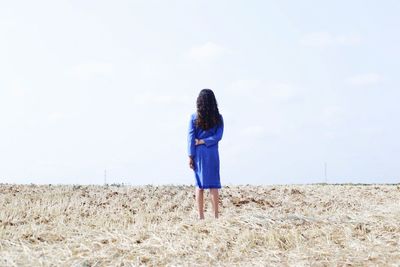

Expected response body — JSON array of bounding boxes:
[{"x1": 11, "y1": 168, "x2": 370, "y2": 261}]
[{"x1": 187, "y1": 114, "x2": 196, "y2": 158}]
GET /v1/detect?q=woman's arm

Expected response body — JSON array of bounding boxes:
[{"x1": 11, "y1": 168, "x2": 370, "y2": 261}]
[
  {"x1": 188, "y1": 155, "x2": 195, "y2": 170},
  {"x1": 187, "y1": 114, "x2": 196, "y2": 157}
]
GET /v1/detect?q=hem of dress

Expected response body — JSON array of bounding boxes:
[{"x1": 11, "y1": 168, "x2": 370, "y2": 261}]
[{"x1": 195, "y1": 185, "x2": 222, "y2": 189}]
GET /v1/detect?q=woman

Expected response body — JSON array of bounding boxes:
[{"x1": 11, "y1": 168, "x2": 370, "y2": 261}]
[{"x1": 187, "y1": 88, "x2": 224, "y2": 219}]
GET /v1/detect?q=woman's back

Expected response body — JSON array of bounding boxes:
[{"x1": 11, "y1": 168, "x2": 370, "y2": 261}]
[{"x1": 190, "y1": 112, "x2": 224, "y2": 142}]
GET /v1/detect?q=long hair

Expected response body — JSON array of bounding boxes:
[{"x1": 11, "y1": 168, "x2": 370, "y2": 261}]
[{"x1": 195, "y1": 88, "x2": 222, "y2": 130}]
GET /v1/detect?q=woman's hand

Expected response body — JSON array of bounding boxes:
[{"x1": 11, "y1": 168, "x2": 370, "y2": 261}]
[
  {"x1": 195, "y1": 139, "x2": 205, "y2": 146},
  {"x1": 189, "y1": 156, "x2": 195, "y2": 170}
]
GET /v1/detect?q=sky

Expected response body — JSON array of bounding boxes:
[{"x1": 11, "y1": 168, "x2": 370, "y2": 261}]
[{"x1": 1, "y1": 0, "x2": 399, "y2": 185}]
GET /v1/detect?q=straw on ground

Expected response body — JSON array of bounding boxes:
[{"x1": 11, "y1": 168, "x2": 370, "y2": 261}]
[{"x1": 0, "y1": 184, "x2": 399, "y2": 266}]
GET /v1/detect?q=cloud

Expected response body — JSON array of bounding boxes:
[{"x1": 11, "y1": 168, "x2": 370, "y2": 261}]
[
  {"x1": 300, "y1": 32, "x2": 361, "y2": 47},
  {"x1": 265, "y1": 81, "x2": 297, "y2": 99},
  {"x1": 69, "y1": 62, "x2": 113, "y2": 79},
  {"x1": 347, "y1": 73, "x2": 383, "y2": 86},
  {"x1": 48, "y1": 112, "x2": 70, "y2": 122},
  {"x1": 320, "y1": 106, "x2": 345, "y2": 128},
  {"x1": 229, "y1": 79, "x2": 298, "y2": 100},
  {"x1": 239, "y1": 124, "x2": 282, "y2": 138},
  {"x1": 186, "y1": 42, "x2": 227, "y2": 62},
  {"x1": 132, "y1": 91, "x2": 190, "y2": 105},
  {"x1": 240, "y1": 125, "x2": 267, "y2": 137},
  {"x1": 230, "y1": 79, "x2": 262, "y2": 96},
  {"x1": 9, "y1": 80, "x2": 26, "y2": 97}
]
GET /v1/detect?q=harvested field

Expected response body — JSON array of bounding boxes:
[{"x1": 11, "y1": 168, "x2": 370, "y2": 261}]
[{"x1": 0, "y1": 183, "x2": 399, "y2": 266}]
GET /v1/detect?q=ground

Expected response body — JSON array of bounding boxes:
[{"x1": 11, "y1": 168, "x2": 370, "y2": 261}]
[{"x1": 0, "y1": 183, "x2": 399, "y2": 266}]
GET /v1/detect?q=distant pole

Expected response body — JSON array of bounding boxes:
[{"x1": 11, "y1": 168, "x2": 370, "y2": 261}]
[
  {"x1": 324, "y1": 162, "x2": 327, "y2": 184},
  {"x1": 104, "y1": 169, "x2": 107, "y2": 185}
]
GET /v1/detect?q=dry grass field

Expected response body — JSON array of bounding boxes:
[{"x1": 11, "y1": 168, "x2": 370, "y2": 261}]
[{"x1": 0, "y1": 183, "x2": 399, "y2": 266}]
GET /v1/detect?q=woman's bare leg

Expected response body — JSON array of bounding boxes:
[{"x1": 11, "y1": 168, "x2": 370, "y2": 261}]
[
  {"x1": 210, "y1": 188, "x2": 219, "y2": 218},
  {"x1": 196, "y1": 188, "x2": 205, "y2": 219}
]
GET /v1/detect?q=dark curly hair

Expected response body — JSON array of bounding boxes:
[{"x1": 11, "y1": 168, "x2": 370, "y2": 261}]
[{"x1": 195, "y1": 88, "x2": 222, "y2": 130}]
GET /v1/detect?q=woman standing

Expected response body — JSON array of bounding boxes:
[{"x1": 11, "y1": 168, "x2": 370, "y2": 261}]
[{"x1": 188, "y1": 89, "x2": 224, "y2": 219}]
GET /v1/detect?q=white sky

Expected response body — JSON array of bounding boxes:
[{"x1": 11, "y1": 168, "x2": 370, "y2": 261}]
[{"x1": 1, "y1": 0, "x2": 399, "y2": 185}]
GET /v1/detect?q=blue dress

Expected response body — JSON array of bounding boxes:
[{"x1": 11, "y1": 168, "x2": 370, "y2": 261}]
[{"x1": 187, "y1": 112, "x2": 224, "y2": 189}]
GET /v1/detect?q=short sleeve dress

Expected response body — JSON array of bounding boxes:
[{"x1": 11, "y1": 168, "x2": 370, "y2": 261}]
[{"x1": 187, "y1": 112, "x2": 224, "y2": 189}]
